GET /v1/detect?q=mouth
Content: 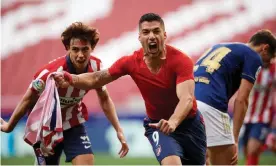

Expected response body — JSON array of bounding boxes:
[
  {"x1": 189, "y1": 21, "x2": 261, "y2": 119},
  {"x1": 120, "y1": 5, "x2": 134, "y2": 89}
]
[
  {"x1": 76, "y1": 60, "x2": 86, "y2": 64},
  {"x1": 148, "y1": 42, "x2": 158, "y2": 53}
]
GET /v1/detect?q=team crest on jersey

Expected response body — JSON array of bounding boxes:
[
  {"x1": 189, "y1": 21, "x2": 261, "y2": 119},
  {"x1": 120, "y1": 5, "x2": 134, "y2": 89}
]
[
  {"x1": 32, "y1": 79, "x2": 45, "y2": 92},
  {"x1": 255, "y1": 66, "x2": 262, "y2": 79},
  {"x1": 155, "y1": 145, "x2": 162, "y2": 156}
]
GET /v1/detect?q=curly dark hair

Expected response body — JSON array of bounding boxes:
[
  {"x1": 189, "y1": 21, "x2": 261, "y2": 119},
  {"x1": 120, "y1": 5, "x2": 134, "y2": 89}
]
[
  {"x1": 61, "y1": 22, "x2": 99, "y2": 50},
  {"x1": 249, "y1": 29, "x2": 276, "y2": 57}
]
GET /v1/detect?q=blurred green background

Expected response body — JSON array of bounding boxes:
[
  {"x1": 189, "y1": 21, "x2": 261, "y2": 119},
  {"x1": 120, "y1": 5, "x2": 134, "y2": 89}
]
[{"x1": 2, "y1": 153, "x2": 276, "y2": 165}]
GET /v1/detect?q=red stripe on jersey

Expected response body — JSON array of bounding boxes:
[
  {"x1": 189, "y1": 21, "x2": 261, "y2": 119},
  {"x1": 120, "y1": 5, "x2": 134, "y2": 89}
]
[
  {"x1": 248, "y1": 71, "x2": 263, "y2": 122},
  {"x1": 61, "y1": 108, "x2": 67, "y2": 122},
  {"x1": 81, "y1": 103, "x2": 89, "y2": 121},
  {"x1": 258, "y1": 85, "x2": 270, "y2": 123},
  {"x1": 69, "y1": 105, "x2": 80, "y2": 128},
  {"x1": 58, "y1": 88, "x2": 68, "y2": 97},
  {"x1": 71, "y1": 88, "x2": 81, "y2": 97}
]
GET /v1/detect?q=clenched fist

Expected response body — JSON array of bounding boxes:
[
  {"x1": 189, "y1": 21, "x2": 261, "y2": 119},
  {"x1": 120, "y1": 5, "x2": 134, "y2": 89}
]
[
  {"x1": 53, "y1": 72, "x2": 73, "y2": 88},
  {"x1": 149, "y1": 119, "x2": 177, "y2": 135}
]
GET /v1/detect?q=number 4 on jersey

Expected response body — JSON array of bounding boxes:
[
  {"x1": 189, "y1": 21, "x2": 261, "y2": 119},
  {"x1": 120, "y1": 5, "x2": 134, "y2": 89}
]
[{"x1": 194, "y1": 47, "x2": 232, "y2": 74}]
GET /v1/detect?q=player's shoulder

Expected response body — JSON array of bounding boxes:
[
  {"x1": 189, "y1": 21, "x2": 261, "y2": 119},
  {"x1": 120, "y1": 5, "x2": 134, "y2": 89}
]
[
  {"x1": 218, "y1": 42, "x2": 250, "y2": 52},
  {"x1": 38, "y1": 56, "x2": 66, "y2": 72},
  {"x1": 269, "y1": 60, "x2": 276, "y2": 73},
  {"x1": 33, "y1": 56, "x2": 66, "y2": 80},
  {"x1": 223, "y1": 42, "x2": 261, "y2": 61},
  {"x1": 167, "y1": 45, "x2": 193, "y2": 63},
  {"x1": 120, "y1": 48, "x2": 143, "y2": 63}
]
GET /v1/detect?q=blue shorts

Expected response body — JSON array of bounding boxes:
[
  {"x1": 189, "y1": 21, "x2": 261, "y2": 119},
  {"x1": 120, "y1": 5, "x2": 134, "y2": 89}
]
[
  {"x1": 242, "y1": 123, "x2": 270, "y2": 146},
  {"x1": 34, "y1": 124, "x2": 93, "y2": 165},
  {"x1": 143, "y1": 111, "x2": 207, "y2": 165}
]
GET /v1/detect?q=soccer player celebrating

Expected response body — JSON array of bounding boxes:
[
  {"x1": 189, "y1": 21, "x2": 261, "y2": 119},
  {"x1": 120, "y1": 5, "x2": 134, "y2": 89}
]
[
  {"x1": 242, "y1": 59, "x2": 275, "y2": 165},
  {"x1": 194, "y1": 29, "x2": 276, "y2": 165},
  {"x1": 54, "y1": 13, "x2": 206, "y2": 165},
  {"x1": 0, "y1": 22, "x2": 129, "y2": 165}
]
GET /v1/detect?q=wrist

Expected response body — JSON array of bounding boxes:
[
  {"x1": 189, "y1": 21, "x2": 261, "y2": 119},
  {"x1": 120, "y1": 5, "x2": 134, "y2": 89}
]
[
  {"x1": 6, "y1": 122, "x2": 14, "y2": 132},
  {"x1": 116, "y1": 127, "x2": 123, "y2": 133},
  {"x1": 63, "y1": 72, "x2": 73, "y2": 85},
  {"x1": 168, "y1": 119, "x2": 179, "y2": 128},
  {"x1": 71, "y1": 75, "x2": 79, "y2": 85}
]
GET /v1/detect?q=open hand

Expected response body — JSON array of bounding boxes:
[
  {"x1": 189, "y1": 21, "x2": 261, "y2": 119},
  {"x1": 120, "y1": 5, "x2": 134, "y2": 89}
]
[
  {"x1": 266, "y1": 133, "x2": 276, "y2": 153},
  {"x1": 117, "y1": 131, "x2": 129, "y2": 158},
  {"x1": 231, "y1": 143, "x2": 238, "y2": 165},
  {"x1": 0, "y1": 118, "x2": 12, "y2": 133},
  {"x1": 40, "y1": 143, "x2": 54, "y2": 157}
]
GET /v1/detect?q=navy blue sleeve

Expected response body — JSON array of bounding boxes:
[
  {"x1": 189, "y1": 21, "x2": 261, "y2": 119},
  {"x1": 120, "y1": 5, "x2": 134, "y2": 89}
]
[{"x1": 241, "y1": 51, "x2": 262, "y2": 84}]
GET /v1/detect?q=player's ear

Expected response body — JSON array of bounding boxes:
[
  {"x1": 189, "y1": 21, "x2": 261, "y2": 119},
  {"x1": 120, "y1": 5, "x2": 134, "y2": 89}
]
[
  {"x1": 164, "y1": 31, "x2": 167, "y2": 40},
  {"x1": 138, "y1": 33, "x2": 142, "y2": 42},
  {"x1": 262, "y1": 44, "x2": 269, "y2": 53}
]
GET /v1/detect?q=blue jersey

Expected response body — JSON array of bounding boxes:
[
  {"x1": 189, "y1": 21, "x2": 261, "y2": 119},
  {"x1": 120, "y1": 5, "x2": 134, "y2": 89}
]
[{"x1": 194, "y1": 43, "x2": 262, "y2": 113}]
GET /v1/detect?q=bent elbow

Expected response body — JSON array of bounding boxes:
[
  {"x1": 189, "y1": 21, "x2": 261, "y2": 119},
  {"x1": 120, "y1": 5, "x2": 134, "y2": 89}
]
[{"x1": 235, "y1": 98, "x2": 248, "y2": 105}]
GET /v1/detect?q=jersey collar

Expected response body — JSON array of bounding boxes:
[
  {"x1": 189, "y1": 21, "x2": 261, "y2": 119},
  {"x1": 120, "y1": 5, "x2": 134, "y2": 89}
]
[{"x1": 66, "y1": 55, "x2": 88, "y2": 74}]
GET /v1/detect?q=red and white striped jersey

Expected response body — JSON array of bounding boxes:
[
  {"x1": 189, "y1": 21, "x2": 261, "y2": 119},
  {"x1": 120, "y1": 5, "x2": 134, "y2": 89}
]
[
  {"x1": 244, "y1": 63, "x2": 276, "y2": 124},
  {"x1": 30, "y1": 55, "x2": 103, "y2": 130}
]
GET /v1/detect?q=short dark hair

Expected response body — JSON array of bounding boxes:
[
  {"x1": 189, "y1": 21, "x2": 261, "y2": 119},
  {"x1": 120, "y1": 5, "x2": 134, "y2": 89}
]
[
  {"x1": 61, "y1": 22, "x2": 99, "y2": 50},
  {"x1": 139, "y1": 13, "x2": 165, "y2": 30},
  {"x1": 249, "y1": 29, "x2": 276, "y2": 57}
]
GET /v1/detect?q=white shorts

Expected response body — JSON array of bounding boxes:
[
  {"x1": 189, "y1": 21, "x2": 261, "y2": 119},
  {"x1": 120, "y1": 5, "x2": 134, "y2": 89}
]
[{"x1": 197, "y1": 100, "x2": 235, "y2": 147}]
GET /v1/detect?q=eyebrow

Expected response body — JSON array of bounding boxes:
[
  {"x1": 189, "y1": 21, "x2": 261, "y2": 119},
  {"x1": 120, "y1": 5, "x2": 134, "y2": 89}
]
[
  {"x1": 71, "y1": 46, "x2": 89, "y2": 48},
  {"x1": 142, "y1": 27, "x2": 161, "y2": 31}
]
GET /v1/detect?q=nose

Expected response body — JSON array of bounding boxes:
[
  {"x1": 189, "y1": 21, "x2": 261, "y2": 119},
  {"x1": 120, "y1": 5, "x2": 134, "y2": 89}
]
[
  {"x1": 77, "y1": 51, "x2": 84, "y2": 58},
  {"x1": 149, "y1": 31, "x2": 155, "y2": 40}
]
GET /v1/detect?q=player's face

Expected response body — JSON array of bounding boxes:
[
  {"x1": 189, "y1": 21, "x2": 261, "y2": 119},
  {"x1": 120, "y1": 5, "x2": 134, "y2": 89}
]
[
  {"x1": 69, "y1": 38, "x2": 92, "y2": 71},
  {"x1": 139, "y1": 21, "x2": 167, "y2": 58},
  {"x1": 259, "y1": 44, "x2": 273, "y2": 68}
]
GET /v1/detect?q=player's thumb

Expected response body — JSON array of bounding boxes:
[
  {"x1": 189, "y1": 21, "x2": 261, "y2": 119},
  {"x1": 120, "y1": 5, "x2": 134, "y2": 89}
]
[{"x1": 148, "y1": 123, "x2": 159, "y2": 129}]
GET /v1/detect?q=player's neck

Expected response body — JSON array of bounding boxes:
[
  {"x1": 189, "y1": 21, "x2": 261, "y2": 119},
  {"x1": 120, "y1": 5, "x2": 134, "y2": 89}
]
[
  {"x1": 247, "y1": 43, "x2": 259, "y2": 53},
  {"x1": 144, "y1": 50, "x2": 166, "y2": 74}
]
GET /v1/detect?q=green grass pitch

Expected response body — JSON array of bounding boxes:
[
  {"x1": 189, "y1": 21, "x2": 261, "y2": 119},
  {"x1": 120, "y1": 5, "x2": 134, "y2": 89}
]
[{"x1": 1, "y1": 153, "x2": 276, "y2": 165}]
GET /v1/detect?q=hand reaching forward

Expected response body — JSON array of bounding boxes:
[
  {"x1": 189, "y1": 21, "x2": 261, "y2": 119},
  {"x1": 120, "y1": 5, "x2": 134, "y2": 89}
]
[
  {"x1": 0, "y1": 118, "x2": 12, "y2": 133},
  {"x1": 148, "y1": 119, "x2": 177, "y2": 135},
  {"x1": 117, "y1": 131, "x2": 129, "y2": 158},
  {"x1": 53, "y1": 72, "x2": 73, "y2": 88}
]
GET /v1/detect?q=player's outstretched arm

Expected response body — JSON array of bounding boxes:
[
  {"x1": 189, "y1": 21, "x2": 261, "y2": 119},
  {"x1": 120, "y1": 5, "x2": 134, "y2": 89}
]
[
  {"x1": 233, "y1": 79, "x2": 254, "y2": 142},
  {"x1": 96, "y1": 89, "x2": 129, "y2": 158},
  {"x1": 1, "y1": 88, "x2": 38, "y2": 133},
  {"x1": 54, "y1": 69, "x2": 118, "y2": 90}
]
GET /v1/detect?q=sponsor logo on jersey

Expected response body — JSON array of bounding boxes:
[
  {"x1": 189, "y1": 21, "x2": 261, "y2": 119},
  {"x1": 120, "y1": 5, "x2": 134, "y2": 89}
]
[
  {"x1": 32, "y1": 79, "x2": 45, "y2": 92},
  {"x1": 155, "y1": 145, "x2": 162, "y2": 157},
  {"x1": 59, "y1": 96, "x2": 83, "y2": 106}
]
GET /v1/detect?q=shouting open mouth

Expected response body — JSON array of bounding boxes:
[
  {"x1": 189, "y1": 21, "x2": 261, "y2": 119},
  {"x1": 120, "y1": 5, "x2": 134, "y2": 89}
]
[{"x1": 148, "y1": 42, "x2": 158, "y2": 53}]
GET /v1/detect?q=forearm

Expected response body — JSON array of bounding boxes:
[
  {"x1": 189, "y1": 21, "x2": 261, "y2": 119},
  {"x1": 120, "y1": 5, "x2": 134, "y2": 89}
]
[
  {"x1": 71, "y1": 70, "x2": 114, "y2": 90},
  {"x1": 8, "y1": 95, "x2": 34, "y2": 131},
  {"x1": 71, "y1": 73, "x2": 100, "y2": 90},
  {"x1": 169, "y1": 96, "x2": 193, "y2": 127},
  {"x1": 100, "y1": 98, "x2": 122, "y2": 132},
  {"x1": 233, "y1": 99, "x2": 248, "y2": 142}
]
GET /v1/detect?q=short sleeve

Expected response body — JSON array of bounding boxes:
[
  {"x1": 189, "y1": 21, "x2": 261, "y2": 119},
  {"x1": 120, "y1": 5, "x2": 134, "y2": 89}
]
[
  {"x1": 29, "y1": 68, "x2": 50, "y2": 94},
  {"x1": 175, "y1": 54, "x2": 194, "y2": 84},
  {"x1": 242, "y1": 52, "x2": 263, "y2": 84},
  {"x1": 108, "y1": 55, "x2": 133, "y2": 78}
]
